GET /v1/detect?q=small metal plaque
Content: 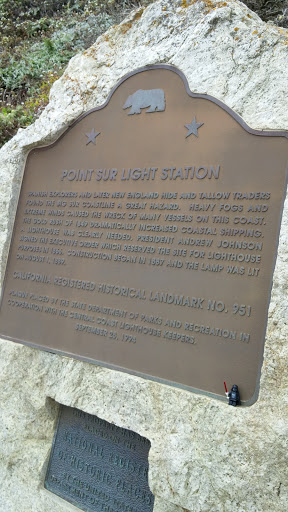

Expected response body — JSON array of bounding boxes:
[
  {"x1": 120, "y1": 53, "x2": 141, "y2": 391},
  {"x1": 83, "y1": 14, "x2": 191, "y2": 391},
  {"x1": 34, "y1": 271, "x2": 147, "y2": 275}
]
[
  {"x1": 45, "y1": 406, "x2": 154, "y2": 512},
  {"x1": 0, "y1": 65, "x2": 287, "y2": 404}
]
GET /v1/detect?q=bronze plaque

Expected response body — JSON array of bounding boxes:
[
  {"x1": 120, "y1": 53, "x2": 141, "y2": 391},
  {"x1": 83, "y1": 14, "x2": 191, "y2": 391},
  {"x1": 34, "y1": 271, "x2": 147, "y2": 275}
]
[
  {"x1": 45, "y1": 405, "x2": 154, "y2": 512},
  {"x1": 0, "y1": 66, "x2": 287, "y2": 404}
]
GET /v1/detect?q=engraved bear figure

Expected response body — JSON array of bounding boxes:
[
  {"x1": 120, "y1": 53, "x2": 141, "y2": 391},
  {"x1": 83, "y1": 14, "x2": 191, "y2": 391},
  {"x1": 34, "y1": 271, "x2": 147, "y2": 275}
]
[{"x1": 123, "y1": 89, "x2": 165, "y2": 115}]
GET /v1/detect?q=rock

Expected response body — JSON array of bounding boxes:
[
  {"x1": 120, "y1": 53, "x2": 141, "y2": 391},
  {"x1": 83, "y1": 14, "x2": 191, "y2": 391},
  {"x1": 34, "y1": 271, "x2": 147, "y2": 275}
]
[{"x1": 0, "y1": 1, "x2": 288, "y2": 511}]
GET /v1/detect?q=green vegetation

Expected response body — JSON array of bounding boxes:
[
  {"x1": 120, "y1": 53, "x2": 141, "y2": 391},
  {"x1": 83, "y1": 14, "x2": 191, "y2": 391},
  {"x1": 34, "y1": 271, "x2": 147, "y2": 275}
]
[
  {"x1": 243, "y1": 1, "x2": 288, "y2": 25},
  {"x1": 0, "y1": 0, "x2": 287, "y2": 147},
  {"x1": 0, "y1": 0, "x2": 149, "y2": 146}
]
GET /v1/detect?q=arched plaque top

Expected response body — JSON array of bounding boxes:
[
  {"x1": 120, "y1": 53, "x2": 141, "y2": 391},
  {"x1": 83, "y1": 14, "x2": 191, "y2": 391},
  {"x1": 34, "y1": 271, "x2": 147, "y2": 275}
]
[{"x1": 67, "y1": 64, "x2": 288, "y2": 141}]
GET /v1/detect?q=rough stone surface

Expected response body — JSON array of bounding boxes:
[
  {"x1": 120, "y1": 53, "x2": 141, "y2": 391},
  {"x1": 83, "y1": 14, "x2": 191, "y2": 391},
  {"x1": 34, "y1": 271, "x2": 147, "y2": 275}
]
[{"x1": 0, "y1": 1, "x2": 288, "y2": 511}]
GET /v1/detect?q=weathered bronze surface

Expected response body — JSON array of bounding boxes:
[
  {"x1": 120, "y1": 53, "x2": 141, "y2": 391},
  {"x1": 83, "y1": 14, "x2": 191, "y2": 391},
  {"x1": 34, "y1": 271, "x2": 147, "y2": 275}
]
[
  {"x1": 0, "y1": 65, "x2": 287, "y2": 404},
  {"x1": 45, "y1": 405, "x2": 154, "y2": 512}
]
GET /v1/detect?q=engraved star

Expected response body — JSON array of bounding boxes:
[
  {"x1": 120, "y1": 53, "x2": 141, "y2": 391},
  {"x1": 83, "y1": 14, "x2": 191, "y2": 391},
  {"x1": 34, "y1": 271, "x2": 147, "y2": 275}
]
[
  {"x1": 85, "y1": 128, "x2": 100, "y2": 145},
  {"x1": 185, "y1": 117, "x2": 204, "y2": 138}
]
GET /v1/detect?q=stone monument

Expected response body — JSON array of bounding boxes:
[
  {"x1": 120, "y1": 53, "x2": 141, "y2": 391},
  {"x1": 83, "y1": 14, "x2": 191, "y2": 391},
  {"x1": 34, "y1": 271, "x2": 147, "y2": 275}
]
[{"x1": 0, "y1": 1, "x2": 287, "y2": 511}]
